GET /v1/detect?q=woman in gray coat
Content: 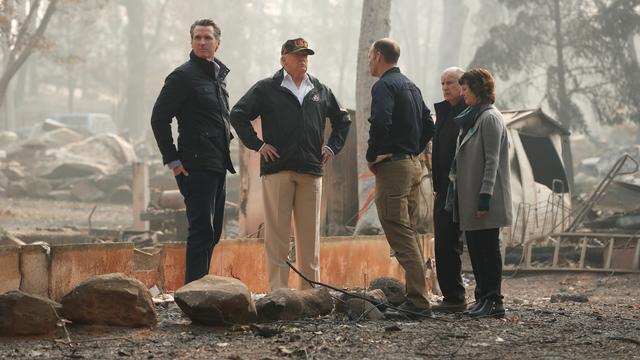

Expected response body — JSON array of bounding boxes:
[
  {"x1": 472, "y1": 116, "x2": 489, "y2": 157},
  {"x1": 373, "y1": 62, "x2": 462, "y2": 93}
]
[{"x1": 445, "y1": 68, "x2": 512, "y2": 318}]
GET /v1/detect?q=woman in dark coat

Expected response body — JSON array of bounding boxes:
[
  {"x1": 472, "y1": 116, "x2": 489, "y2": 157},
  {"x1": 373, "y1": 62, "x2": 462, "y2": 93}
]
[{"x1": 445, "y1": 68, "x2": 512, "y2": 317}]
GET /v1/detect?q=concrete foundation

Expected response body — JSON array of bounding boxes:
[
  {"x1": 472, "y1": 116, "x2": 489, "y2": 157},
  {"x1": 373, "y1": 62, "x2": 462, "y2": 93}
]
[{"x1": 0, "y1": 235, "x2": 435, "y2": 298}]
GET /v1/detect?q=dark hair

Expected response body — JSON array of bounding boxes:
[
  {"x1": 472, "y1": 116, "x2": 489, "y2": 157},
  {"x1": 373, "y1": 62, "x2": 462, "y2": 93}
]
[
  {"x1": 373, "y1": 38, "x2": 400, "y2": 64},
  {"x1": 190, "y1": 19, "x2": 221, "y2": 40},
  {"x1": 459, "y1": 68, "x2": 496, "y2": 104}
]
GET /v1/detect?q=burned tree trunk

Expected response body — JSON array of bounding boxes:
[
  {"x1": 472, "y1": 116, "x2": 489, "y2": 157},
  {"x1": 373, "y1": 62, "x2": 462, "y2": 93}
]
[
  {"x1": 436, "y1": 0, "x2": 469, "y2": 73},
  {"x1": 552, "y1": 0, "x2": 570, "y2": 129},
  {"x1": 354, "y1": 0, "x2": 391, "y2": 232},
  {"x1": 123, "y1": 0, "x2": 146, "y2": 136}
]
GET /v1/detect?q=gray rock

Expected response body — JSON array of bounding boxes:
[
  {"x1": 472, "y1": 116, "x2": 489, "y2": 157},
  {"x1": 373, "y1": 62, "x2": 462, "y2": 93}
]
[
  {"x1": 61, "y1": 273, "x2": 156, "y2": 327},
  {"x1": 0, "y1": 172, "x2": 9, "y2": 188},
  {"x1": 48, "y1": 190, "x2": 73, "y2": 201},
  {"x1": 335, "y1": 288, "x2": 388, "y2": 313},
  {"x1": 0, "y1": 290, "x2": 62, "y2": 336},
  {"x1": 256, "y1": 287, "x2": 333, "y2": 322},
  {"x1": 370, "y1": 277, "x2": 406, "y2": 306},
  {"x1": 6, "y1": 180, "x2": 27, "y2": 197},
  {"x1": 70, "y1": 178, "x2": 105, "y2": 202},
  {"x1": 25, "y1": 178, "x2": 52, "y2": 198},
  {"x1": 344, "y1": 298, "x2": 384, "y2": 321},
  {"x1": 174, "y1": 275, "x2": 257, "y2": 326},
  {"x1": 3, "y1": 166, "x2": 25, "y2": 181},
  {"x1": 108, "y1": 185, "x2": 132, "y2": 204}
]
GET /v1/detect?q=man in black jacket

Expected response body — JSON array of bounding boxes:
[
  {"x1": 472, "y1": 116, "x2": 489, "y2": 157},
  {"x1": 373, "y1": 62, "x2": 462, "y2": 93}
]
[
  {"x1": 230, "y1": 38, "x2": 351, "y2": 290},
  {"x1": 431, "y1": 67, "x2": 467, "y2": 313},
  {"x1": 150, "y1": 19, "x2": 235, "y2": 284},
  {"x1": 366, "y1": 38, "x2": 435, "y2": 319}
]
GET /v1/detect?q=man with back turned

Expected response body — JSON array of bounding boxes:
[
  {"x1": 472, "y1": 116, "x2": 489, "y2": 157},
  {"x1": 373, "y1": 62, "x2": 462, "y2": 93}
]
[{"x1": 366, "y1": 38, "x2": 435, "y2": 319}]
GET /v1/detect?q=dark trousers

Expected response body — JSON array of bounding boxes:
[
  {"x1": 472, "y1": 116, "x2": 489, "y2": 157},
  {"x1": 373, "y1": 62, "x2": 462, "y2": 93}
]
[
  {"x1": 465, "y1": 228, "x2": 503, "y2": 304},
  {"x1": 175, "y1": 169, "x2": 226, "y2": 284},
  {"x1": 433, "y1": 191, "x2": 465, "y2": 303}
]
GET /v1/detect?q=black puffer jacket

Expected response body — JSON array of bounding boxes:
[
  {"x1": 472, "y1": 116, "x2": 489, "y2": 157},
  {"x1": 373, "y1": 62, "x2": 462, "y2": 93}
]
[
  {"x1": 230, "y1": 69, "x2": 351, "y2": 176},
  {"x1": 151, "y1": 51, "x2": 235, "y2": 174}
]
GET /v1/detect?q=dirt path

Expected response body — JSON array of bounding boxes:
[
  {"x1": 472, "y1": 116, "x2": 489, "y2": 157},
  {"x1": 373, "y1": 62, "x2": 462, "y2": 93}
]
[{"x1": 1, "y1": 273, "x2": 638, "y2": 359}]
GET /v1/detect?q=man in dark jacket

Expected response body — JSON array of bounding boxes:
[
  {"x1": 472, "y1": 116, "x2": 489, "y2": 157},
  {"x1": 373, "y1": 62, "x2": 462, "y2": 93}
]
[
  {"x1": 150, "y1": 19, "x2": 235, "y2": 284},
  {"x1": 366, "y1": 38, "x2": 435, "y2": 319},
  {"x1": 230, "y1": 38, "x2": 351, "y2": 290},
  {"x1": 431, "y1": 67, "x2": 467, "y2": 313}
]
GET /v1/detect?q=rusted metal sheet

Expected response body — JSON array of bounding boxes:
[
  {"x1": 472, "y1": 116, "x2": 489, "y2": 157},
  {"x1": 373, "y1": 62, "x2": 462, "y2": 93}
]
[
  {"x1": 49, "y1": 243, "x2": 134, "y2": 300},
  {"x1": 0, "y1": 246, "x2": 21, "y2": 294},
  {"x1": 238, "y1": 117, "x2": 264, "y2": 238}
]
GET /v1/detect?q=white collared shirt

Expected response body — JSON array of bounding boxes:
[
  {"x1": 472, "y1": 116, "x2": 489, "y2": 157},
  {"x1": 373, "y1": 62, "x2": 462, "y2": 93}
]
[
  {"x1": 281, "y1": 69, "x2": 314, "y2": 105},
  {"x1": 257, "y1": 69, "x2": 333, "y2": 156}
]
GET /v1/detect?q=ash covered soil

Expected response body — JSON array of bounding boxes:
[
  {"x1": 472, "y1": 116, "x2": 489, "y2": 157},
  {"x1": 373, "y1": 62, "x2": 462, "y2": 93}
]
[
  {"x1": 0, "y1": 197, "x2": 132, "y2": 231},
  {"x1": 1, "y1": 273, "x2": 639, "y2": 359}
]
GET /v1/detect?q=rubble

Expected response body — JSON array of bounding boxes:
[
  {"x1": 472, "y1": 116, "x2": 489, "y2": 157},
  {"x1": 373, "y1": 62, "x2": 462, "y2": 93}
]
[
  {"x1": 369, "y1": 277, "x2": 406, "y2": 306},
  {"x1": 249, "y1": 323, "x2": 282, "y2": 338},
  {"x1": 341, "y1": 298, "x2": 385, "y2": 320},
  {"x1": 335, "y1": 288, "x2": 387, "y2": 314},
  {"x1": 0, "y1": 121, "x2": 143, "y2": 204},
  {"x1": 255, "y1": 287, "x2": 334, "y2": 322},
  {"x1": 0, "y1": 290, "x2": 62, "y2": 336},
  {"x1": 61, "y1": 273, "x2": 157, "y2": 327},
  {"x1": 174, "y1": 275, "x2": 257, "y2": 326},
  {"x1": 549, "y1": 294, "x2": 590, "y2": 303}
]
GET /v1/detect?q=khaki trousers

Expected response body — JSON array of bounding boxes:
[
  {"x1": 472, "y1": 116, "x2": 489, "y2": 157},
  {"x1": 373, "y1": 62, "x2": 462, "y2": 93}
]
[
  {"x1": 374, "y1": 156, "x2": 430, "y2": 309},
  {"x1": 262, "y1": 171, "x2": 322, "y2": 290}
]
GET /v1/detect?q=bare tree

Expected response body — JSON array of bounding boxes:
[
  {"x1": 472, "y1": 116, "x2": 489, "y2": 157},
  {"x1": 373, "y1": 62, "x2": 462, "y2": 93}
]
[
  {"x1": 469, "y1": 0, "x2": 640, "y2": 131},
  {"x1": 122, "y1": 0, "x2": 146, "y2": 136},
  {"x1": 0, "y1": 0, "x2": 59, "y2": 123},
  {"x1": 356, "y1": 0, "x2": 392, "y2": 176},
  {"x1": 354, "y1": 0, "x2": 391, "y2": 232},
  {"x1": 436, "y1": 0, "x2": 469, "y2": 76}
]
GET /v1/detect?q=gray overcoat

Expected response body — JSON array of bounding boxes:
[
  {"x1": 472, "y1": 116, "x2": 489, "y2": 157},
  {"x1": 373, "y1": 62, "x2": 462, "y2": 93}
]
[{"x1": 454, "y1": 105, "x2": 512, "y2": 231}]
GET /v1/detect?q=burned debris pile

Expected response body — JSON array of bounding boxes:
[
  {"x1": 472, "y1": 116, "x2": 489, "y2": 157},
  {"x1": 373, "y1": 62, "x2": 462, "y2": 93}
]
[{"x1": 0, "y1": 122, "x2": 173, "y2": 205}]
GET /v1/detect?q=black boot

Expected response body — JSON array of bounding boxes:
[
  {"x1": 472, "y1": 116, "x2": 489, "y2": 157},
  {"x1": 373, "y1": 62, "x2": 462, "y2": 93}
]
[
  {"x1": 432, "y1": 300, "x2": 467, "y2": 313},
  {"x1": 463, "y1": 299, "x2": 485, "y2": 315},
  {"x1": 469, "y1": 300, "x2": 505, "y2": 318}
]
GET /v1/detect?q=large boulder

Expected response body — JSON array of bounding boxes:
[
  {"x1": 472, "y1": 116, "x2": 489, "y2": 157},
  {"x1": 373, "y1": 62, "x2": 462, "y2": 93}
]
[
  {"x1": 174, "y1": 275, "x2": 257, "y2": 326},
  {"x1": 0, "y1": 290, "x2": 62, "y2": 336},
  {"x1": 370, "y1": 277, "x2": 406, "y2": 306},
  {"x1": 61, "y1": 273, "x2": 156, "y2": 327},
  {"x1": 256, "y1": 287, "x2": 334, "y2": 322}
]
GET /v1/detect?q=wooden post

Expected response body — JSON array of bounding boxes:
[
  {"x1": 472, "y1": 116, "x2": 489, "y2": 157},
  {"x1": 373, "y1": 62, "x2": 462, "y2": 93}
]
[
  {"x1": 605, "y1": 237, "x2": 614, "y2": 269},
  {"x1": 633, "y1": 237, "x2": 640, "y2": 270},
  {"x1": 552, "y1": 236, "x2": 561, "y2": 267},
  {"x1": 132, "y1": 162, "x2": 149, "y2": 231},
  {"x1": 579, "y1": 236, "x2": 588, "y2": 269}
]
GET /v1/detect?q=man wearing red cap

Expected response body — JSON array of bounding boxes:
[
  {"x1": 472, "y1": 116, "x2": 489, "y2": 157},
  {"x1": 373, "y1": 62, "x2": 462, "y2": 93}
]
[{"x1": 231, "y1": 38, "x2": 351, "y2": 290}]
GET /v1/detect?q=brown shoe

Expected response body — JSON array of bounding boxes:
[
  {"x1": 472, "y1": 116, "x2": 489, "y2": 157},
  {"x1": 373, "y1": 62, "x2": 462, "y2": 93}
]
[{"x1": 431, "y1": 300, "x2": 467, "y2": 313}]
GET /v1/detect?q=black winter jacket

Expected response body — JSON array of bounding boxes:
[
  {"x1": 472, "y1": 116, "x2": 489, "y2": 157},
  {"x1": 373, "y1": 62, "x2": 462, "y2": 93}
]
[
  {"x1": 432, "y1": 100, "x2": 465, "y2": 193},
  {"x1": 230, "y1": 69, "x2": 351, "y2": 176},
  {"x1": 366, "y1": 67, "x2": 434, "y2": 162},
  {"x1": 151, "y1": 51, "x2": 235, "y2": 174}
]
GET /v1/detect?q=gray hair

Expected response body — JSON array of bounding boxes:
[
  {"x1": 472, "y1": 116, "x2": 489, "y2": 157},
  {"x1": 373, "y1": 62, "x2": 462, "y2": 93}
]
[{"x1": 441, "y1": 66, "x2": 465, "y2": 79}]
